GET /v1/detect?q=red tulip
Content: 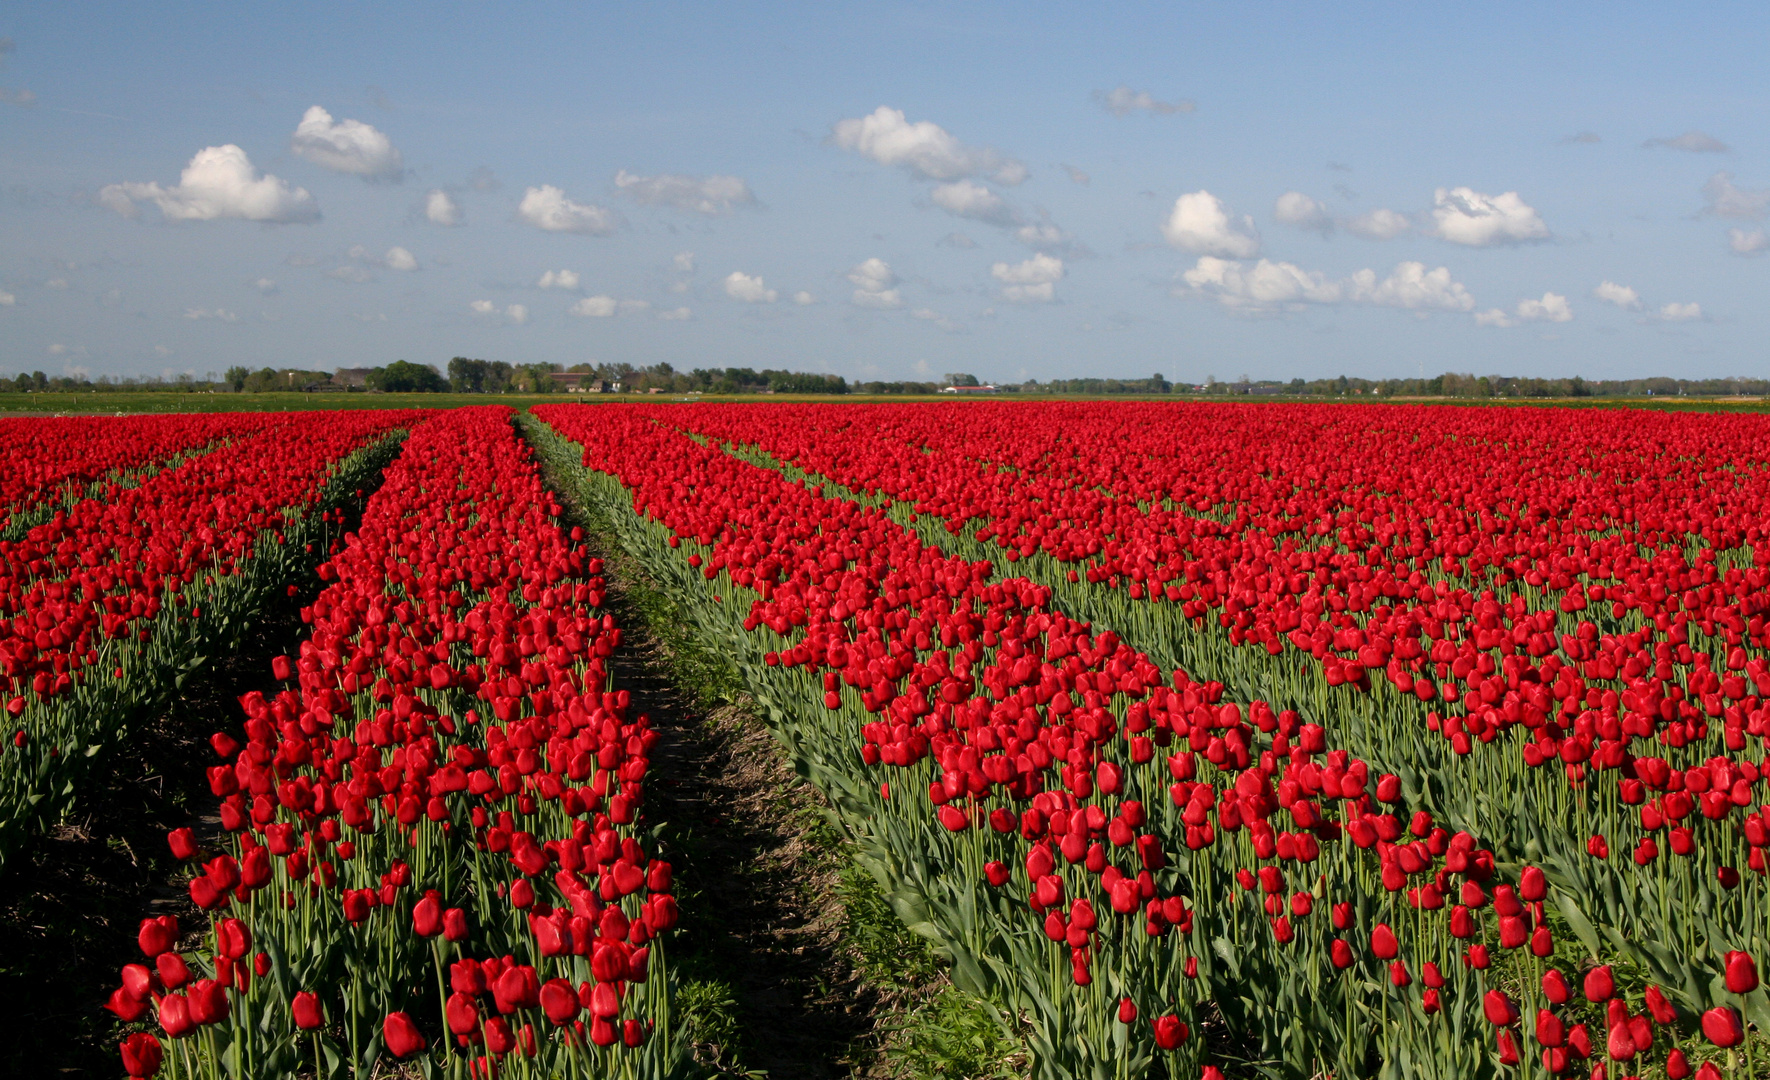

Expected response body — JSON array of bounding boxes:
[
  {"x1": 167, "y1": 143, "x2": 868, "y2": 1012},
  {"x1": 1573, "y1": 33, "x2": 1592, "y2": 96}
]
[
  {"x1": 540, "y1": 978, "x2": 579, "y2": 1025},
  {"x1": 167, "y1": 828, "x2": 197, "y2": 861},
  {"x1": 1583, "y1": 965, "x2": 1614, "y2": 1002},
  {"x1": 120, "y1": 1032, "x2": 164, "y2": 1078},
  {"x1": 105, "y1": 986, "x2": 151, "y2": 1023},
  {"x1": 1701, "y1": 1005, "x2": 1743, "y2": 1048},
  {"x1": 1541, "y1": 968, "x2": 1569, "y2": 1004},
  {"x1": 383, "y1": 1012, "x2": 426, "y2": 1058},
  {"x1": 443, "y1": 907, "x2": 469, "y2": 942},
  {"x1": 1483, "y1": 989, "x2": 1514, "y2": 1026},
  {"x1": 447, "y1": 992, "x2": 480, "y2": 1036},
  {"x1": 216, "y1": 918, "x2": 250, "y2": 959},
  {"x1": 138, "y1": 916, "x2": 178, "y2": 958},
  {"x1": 155, "y1": 952, "x2": 189, "y2": 991},
  {"x1": 1370, "y1": 923, "x2": 1397, "y2": 959},
  {"x1": 1535, "y1": 1008, "x2": 1564, "y2": 1047},
  {"x1": 1117, "y1": 997, "x2": 1137, "y2": 1024},
  {"x1": 413, "y1": 893, "x2": 442, "y2": 938},
  {"x1": 1725, "y1": 950, "x2": 1758, "y2": 994},
  {"x1": 1151, "y1": 1014, "x2": 1188, "y2": 1049},
  {"x1": 1331, "y1": 939, "x2": 1354, "y2": 969},
  {"x1": 157, "y1": 994, "x2": 193, "y2": 1039},
  {"x1": 292, "y1": 991, "x2": 324, "y2": 1031}
]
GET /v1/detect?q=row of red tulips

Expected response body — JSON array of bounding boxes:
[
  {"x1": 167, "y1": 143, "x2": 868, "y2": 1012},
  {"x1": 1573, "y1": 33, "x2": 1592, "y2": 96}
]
[
  {"x1": 0, "y1": 411, "x2": 418, "y2": 869},
  {"x1": 532, "y1": 402, "x2": 1766, "y2": 1079},
  {"x1": 670, "y1": 401, "x2": 1770, "y2": 1045},
  {"x1": 104, "y1": 407, "x2": 684, "y2": 1080},
  {"x1": 0, "y1": 412, "x2": 271, "y2": 534}
]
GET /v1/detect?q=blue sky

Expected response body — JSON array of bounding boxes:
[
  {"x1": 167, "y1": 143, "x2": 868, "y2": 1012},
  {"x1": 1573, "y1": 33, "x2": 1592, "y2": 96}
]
[{"x1": 1, "y1": 2, "x2": 1766, "y2": 384}]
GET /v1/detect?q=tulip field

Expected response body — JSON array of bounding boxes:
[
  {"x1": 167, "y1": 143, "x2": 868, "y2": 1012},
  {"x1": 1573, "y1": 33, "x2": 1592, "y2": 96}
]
[{"x1": 0, "y1": 399, "x2": 1763, "y2": 1079}]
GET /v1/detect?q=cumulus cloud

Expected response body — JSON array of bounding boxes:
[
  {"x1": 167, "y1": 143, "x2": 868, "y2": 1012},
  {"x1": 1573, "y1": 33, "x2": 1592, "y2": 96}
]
[
  {"x1": 0, "y1": 290, "x2": 15, "y2": 307},
  {"x1": 290, "y1": 106, "x2": 403, "y2": 180},
  {"x1": 991, "y1": 253, "x2": 1064, "y2": 303},
  {"x1": 1702, "y1": 172, "x2": 1770, "y2": 219},
  {"x1": 517, "y1": 185, "x2": 617, "y2": 235},
  {"x1": 1179, "y1": 257, "x2": 1475, "y2": 315},
  {"x1": 1345, "y1": 208, "x2": 1412, "y2": 240},
  {"x1": 470, "y1": 300, "x2": 528, "y2": 325},
  {"x1": 425, "y1": 189, "x2": 462, "y2": 226},
  {"x1": 930, "y1": 179, "x2": 1015, "y2": 225},
  {"x1": 538, "y1": 269, "x2": 581, "y2": 291},
  {"x1": 1730, "y1": 227, "x2": 1769, "y2": 255},
  {"x1": 1161, "y1": 191, "x2": 1261, "y2": 258},
  {"x1": 1095, "y1": 87, "x2": 1195, "y2": 116},
  {"x1": 673, "y1": 251, "x2": 696, "y2": 273},
  {"x1": 383, "y1": 246, "x2": 418, "y2": 271},
  {"x1": 657, "y1": 306, "x2": 692, "y2": 321},
  {"x1": 1643, "y1": 131, "x2": 1728, "y2": 153},
  {"x1": 183, "y1": 308, "x2": 240, "y2": 322},
  {"x1": 613, "y1": 170, "x2": 755, "y2": 214},
  {"x1": 1428, "y1": 188, "x2": 1549, "y2": 246},
  {"x1": 831, "y1": 106, "x2": 1026, "y2": 185},
  {"x1": 1476, "y1": 293, "x2": 1572, "y2": 328},
  {"x1": 569, "y1": 295, "x2": 650, "y2": 317},
  {"x1": 847, "y1": 258, "x2": 903, "y2": 308},
  {"x1": 723, "y1": 272, "x2": 778, "y2": 303},
  {"x1": 793, "y1": 291, "x2": 816, "y2": 305},
  {"x1": 100, "y1": 145, "x2": 319, "y2": 223},
  {"x1": 1593, "y1": 281, "x2": 1641, "y2": 309},
  {"x1": 1274, "y1": 192, "x2": 1332, "y2": 234},
  {"x1": 911, "y1": 308, "x2": 964, "y2": 333},
  {"x1": 254, "y1": 278, "x2": 278, "y2": 296},
  {"x1": 327, "y1": 265, "x2": 374, "y2": 283},
  {"x1": 1655, "y1": 302, "x2": 1703, "y2": 322}
]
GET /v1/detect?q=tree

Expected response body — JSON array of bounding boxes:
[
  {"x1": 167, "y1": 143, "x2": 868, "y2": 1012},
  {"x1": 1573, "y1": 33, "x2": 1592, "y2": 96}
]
[
  {"x1": 944, "y1": 372, "x2": 980, "y2": 387},
  {"x1": 369, "y1": 360, "x2": 448, "y2": 393},
  {"x1": 224, "y1": 366, "x2": 250, "y2": 392}
]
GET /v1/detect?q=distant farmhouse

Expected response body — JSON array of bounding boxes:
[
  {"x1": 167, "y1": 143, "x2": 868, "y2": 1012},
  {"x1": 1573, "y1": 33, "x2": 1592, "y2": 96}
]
[{"x1": 940, "y1": 384, "x2": 998, "y2": 394}]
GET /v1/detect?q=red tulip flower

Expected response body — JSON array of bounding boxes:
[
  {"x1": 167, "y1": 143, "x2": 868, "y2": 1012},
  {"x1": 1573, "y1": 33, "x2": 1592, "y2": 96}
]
[
  {"x1": 120, "y1": 1032, "x2": 164, "y2": 1078},
  {"x1": 1151, "y1": 1014, "x2": 1188, "y2": 1049},
  {"x1": 1725, "y1": 950, "x2": 1758, "y2": 994},
  {"x1": 1702, "y1": 1005, "x2": 1743, "y2": 1048},
  {"x1": 383, "y1": 1012, "x2": 426, "y2": 1058},
  {"x1": 292, "y1": 991, "x2": 324, "y2": 1031}
]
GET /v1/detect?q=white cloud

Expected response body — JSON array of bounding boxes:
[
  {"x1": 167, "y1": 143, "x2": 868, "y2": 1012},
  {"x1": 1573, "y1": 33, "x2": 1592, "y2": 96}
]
[
  {"x1": 1063, "y1": 164, "x2": 1090, "y2": 185},
  {"x1": 326, "y1": 265, "x2": 374, "y2": 283},
  {"x1": 425, "y1": 189, "x2": 462, "y2": 226},
  {"x1": 0, "y1": 88, "x2": 33, "y2": 107},
  {"x1": 930, "y1": 179, "x2": 1014, "y2": 225},
  {"x1": 938, "y1": 231, "x2": 977, "y2": 249},
  {"x1": 45, "y1": 277, "x2": 68, "y2": 290},
  {"x1": 723, "y1": 271, "x2": 778, "y2": 303},
  {"x1": 1014, "y1": 218, "x2": 1077, "y2": 252},
  {"x1": 991, "y1": 253, "x2": 1064, "y2": 303},
  {"x1": 1180, "y1": 257, "x2": 1475, "y2": 314},
  {"x1": 183, "y1": 307, "x2": 239, "y2": 322},
  {"x1": 1730, "y1": 227, "x2": 1769, "y2": 256},
  {"x1": 847, "y1": 258, "x2": 904, "y2": 308},
  {"x1": 1592, "y1": 281, "x2": 1641, "y2": 309},
  {"x1": 911, "y1": 308, "x2": 964, "y2": 333},
  {"x1": 1095, "y1": 87, "x2": 1195, "y2": 116},
  {"x1": 1703, "y1": 172, "x2": 1770, "y2": 220},
  {"x1": 1643, "y1": 131, "x2": 1728, "y2": 153},
  {"x1": 793, "y1": 291, "x2": 816, "y2": 305},
  {"x1": 1515, "y1": 293, "x2": 1572, "y2": 322},
  {"x1": 569, "y1": 296, "x2": 650, "y2": 317},
  {"x1": 517, "y1": 185, "x2": 617, "y2": 235},
  {"x1": 100, "y1": 145, "x2": 319, "y2": 223},
  {"x1": 383, "y1": 246, "x2": 418, "y2": 272},
  {"x1": 0, "y1": 290, "x2": 15, "y2": 306},
  {"x1": 1345, "y1": 208, "x2": 1412, "y2": 240},
  {"x1": 290, "y1": 106, "x2": 403, "y2": 180},
  {"x1": 1477, "y1": 292, "x2": 1573, "y2": 328},
  {"x1": 831, "y1": 106, "x2": 1026, "y2": 185},
  {"x1": 1655, "y1": 302, "x2": 1703, "y2": 322},
  {"x1": 613, "y1": 170, "x2": 754, "y2": 214},
  {"x1": 1428, "y1": 187, "x2": 1549, "y2": 246},
  {"x1": 1161, "y1": 191, "x2": 1261, "y2": 258},
  {"x1": 1274, "y1": 191, "x2": 1332, "y2": 234},
  {"x1": 471, "y1": 300, "x2": 528, "y2": 325},
  {"x1": 254, "y1": 277, "x2": 278, "y2": 296},
  {"x1": 673, "y1": 251, "x2": 696, "y2": 273},
  {"x1": 657, "y1": 306, "x2": 692, "y2": 321},
  {"x1": 537, "y1": 269, "x2": 581, "y2": 291}
]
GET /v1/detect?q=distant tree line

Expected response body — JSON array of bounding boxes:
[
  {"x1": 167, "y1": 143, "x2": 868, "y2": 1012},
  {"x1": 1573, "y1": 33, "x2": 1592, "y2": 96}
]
[{"x1": 3, "y1": 363, "x2": 1766, "y2": 399}]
